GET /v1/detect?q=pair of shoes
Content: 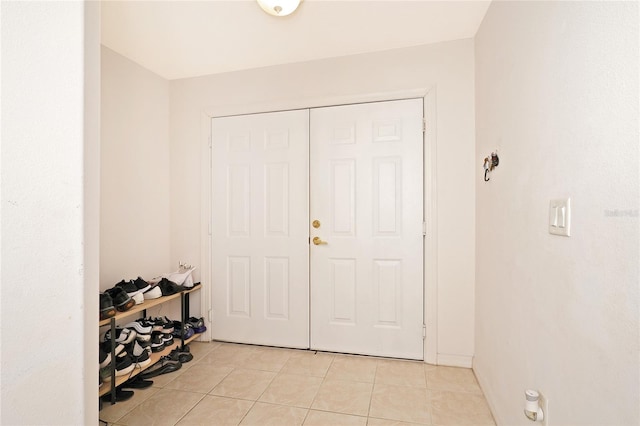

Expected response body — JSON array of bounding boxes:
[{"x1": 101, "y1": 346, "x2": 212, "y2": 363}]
[
  {"x1": 139, "y1": 357, "x2": 182, "y2": 380},
  {"x1": 100, "y1": 293, "x2": 117, "y2": 320},
  {"x1": 117, "y1": 277, "x2": 151, "y2": 295},
  {"x1": 167, "y1": 346, "x2": 193, "y2": 363},
  {"x1": 188, "y1": 317, "x2": 207, "y2": 333},
  {"x1": 104, "y1": 287, "x2": 135, "y2": 312},
  {"x1": 116, "y1": 277, "x2": 151, "y2": 305}
]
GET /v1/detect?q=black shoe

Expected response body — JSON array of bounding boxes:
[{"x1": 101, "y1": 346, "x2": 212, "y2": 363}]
[
  {"x1": 126, "y1": 340, "x2": 152, "y2": 368},
  {"x1": 99, "y1": 347, "x2": 111, "y2": 368},
  {"x1": 105, "y1": 287, "x2": 135, "y2": 312},
  {"x1": 132, "y1": 276, "x2": 151, "y2": 293},
  {"x1": 115, "y1": 279, "x2": 140, "y2": 297},
  {"x1": 100, "y1": 341, "x2": 126, "y2": 358},
  {"x1": 148, "y1": 316, "x2": 174, "y2": 334},
  {"x1": 136, "y1": 338, "x2": 152, "y2": 350},
  {"x1": 171, "y1": 321, "x2": 195, "y2": 339},
  {"x1": 100, "y1": 388, "x2": 134, "y2": 403},
  {"x1": 150, "y1": 331, "x2": 165, "y2": 352},
  {"x1": 100, "y1": 293, "x2": 116, "y2": 320},
  {"x1": 121, "y1": 376, "x2": 153, "y2": 389},
  {"x1": 167, "y1": 347, "x2": 193, "y2": 363},
  {"x1": 160, "y1": 316, "x2": 175, "y2": 334},
  {"x1": 162, "y1": 333, "x2": 174, "y2": 347},
  {"x1": 143, "y1": 317, "x2": 166, "y2": 333},
  {"x1": 157, "y1": 278, "x2": 182, "y2": 296},
  {"x1": 188, "y1": 317, "x2": 207, "y2": 333},
  {"x1": 113, "y1": 355, "x2": 135, "y2": 377},
  {"x1": 139, "y1": 357, "x2": 182, "y2": 379}
]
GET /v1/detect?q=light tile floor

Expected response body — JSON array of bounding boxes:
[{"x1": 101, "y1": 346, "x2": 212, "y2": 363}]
[{"x1": 99, "y1": 342, "x2": 495, "y2": 426}]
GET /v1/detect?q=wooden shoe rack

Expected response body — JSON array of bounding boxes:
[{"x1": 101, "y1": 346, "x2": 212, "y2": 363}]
[{"x1": 99, "y1": 285, "x2": 202, "y2": 404}]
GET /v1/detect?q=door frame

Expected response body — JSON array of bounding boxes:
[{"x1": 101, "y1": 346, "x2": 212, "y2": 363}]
[{"x1": 199, "y1": 88, "x2": 438, "y2": 364}]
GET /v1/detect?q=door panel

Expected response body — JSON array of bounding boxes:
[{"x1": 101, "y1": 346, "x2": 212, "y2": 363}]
[
  {"x1": 211, "y1": 110, "x2": 309, "y2": 348},
  {"x1": 310, "y1": 99, "x2": 424, "y2": 360}
]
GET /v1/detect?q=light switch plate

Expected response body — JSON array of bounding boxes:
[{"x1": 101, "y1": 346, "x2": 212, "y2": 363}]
[{"x1": 549, "y1": 198, "x2": 571, "y2": 236}]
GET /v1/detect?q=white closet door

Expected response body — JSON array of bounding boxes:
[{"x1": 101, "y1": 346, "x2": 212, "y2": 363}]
[
  {"x1": 211, "y1": 109, "x2": 309, "y2": 348},
  {"x1": 309, "y1": 99, "x2": 424, "y2": 360}
]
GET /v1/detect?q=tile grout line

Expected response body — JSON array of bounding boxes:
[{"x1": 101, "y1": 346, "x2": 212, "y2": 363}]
[
  {"x1": 233, "y1": 358, "x2": 281, "y2": 425},
  {"x1": 305, "y1": 351, "x2": 335, "y2": 419},
  {"x1": 366, "y1": 359, "x2": 380, "y2": 420},
  {"x1": 170, "y1": 390, "x2": 208, "y2": 426}
]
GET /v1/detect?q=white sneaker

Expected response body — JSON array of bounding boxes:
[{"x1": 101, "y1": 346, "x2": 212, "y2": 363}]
[
  {"x1": 164, "y1": 266, "x2": 196, "y2": 287},
  {"x1": 143, "y1": 285, "x2": 162, "y2": 300},
  {"x1": 124, "y1": 321, "x2": 152, "y2": 334},
  {"x1": 132, "y1": 292, "x2": 144, "y2": 304}
]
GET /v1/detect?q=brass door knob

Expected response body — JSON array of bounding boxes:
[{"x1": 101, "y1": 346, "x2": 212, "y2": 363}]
[{"x1": 312, "y1": 236, "x2": 327, "y2": 245}]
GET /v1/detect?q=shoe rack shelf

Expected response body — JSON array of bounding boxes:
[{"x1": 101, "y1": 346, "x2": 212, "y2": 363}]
[
  {"x1": 99, "y1": 286, "x2": 200, "y2": 327},
  {"x1": 99, "y1": 286, "x2": 202, "y2": 400},
  {"x1": 98, "y1": 332, "x2": 201, "y2": 397}
]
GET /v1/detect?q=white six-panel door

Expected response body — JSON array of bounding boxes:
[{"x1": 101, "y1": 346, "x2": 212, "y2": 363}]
[
  {"x1": 309, "y1": 99, "x2": 424, "y2": 359},
  {"x1": 211, "y1": 109, "x2": 309, "y2": 348},
  {"x1": 211, "y1": 100, "x2": 424, "y2": 359}
]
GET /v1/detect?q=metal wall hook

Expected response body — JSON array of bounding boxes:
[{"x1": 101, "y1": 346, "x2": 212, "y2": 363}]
[{"x1": 483, "y1": 151, "x2": 499, "y2": 182}]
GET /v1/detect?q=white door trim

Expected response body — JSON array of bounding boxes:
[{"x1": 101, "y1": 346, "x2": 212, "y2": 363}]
[{"x1": 199, "y1": 88, "x2": 438, "y2": 363}]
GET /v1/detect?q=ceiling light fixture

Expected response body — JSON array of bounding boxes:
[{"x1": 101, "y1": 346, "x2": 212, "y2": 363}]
[{"x1": 256, "y1": 0, "x2": 301, "y2": 17}]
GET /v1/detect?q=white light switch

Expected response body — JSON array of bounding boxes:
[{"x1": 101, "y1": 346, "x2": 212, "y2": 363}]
[{"x1": 549, "y1": 198, "x2": 571, "y2": 236}]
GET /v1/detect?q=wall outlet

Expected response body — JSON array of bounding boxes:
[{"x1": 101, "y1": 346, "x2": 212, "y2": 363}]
[{"x1": 538, "y1": 392, "x2": 549, "y2": 426}]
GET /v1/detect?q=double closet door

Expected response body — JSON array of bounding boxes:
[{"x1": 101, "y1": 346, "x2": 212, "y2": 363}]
[{"x1": 210, "y1": 99, "x2": 425, "y2": 360}]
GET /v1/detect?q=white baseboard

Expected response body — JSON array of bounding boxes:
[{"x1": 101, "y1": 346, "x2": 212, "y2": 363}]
[{"x1": 436, "y1": 353, "x2": 474, "y2": 368}]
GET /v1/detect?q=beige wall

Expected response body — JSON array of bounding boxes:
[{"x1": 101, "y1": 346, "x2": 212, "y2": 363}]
[
  {"x1": 170, "y1": 40, "x2": 477, "y2": 363},
  {"x1": 100, "y1": 46, "x2": 171, "y2": 289},
  {"x1": 474, "y1": 1, "x2": 639, "y2": 424},
  {"x1": 1, "y1": 1, "x2": 100, "y2": 423}
]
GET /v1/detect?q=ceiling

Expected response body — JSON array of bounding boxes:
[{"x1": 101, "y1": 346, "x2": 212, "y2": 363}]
[{"x1": 101, "y1": 0, "x2": 491, "y2": 80}]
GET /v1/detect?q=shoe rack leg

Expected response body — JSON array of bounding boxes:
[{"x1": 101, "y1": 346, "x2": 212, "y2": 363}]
[
  {"x1": 109, "y1": 317, "x2": 116, "y2": 404},
  {"x1": 181, "y1": 292, "x2": 187, "y2": 349}
]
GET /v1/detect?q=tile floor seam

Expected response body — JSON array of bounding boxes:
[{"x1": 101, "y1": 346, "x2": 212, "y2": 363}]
[
  {"x1": 203, "y1": 365, "x2": 235, "y2": 395},
  {"x1": 366, "y1": 360, "x2": 380, "y2": 418},
  {"x1": 300, "y1": 405, "x2": 311, "y2": 425},
  {"x1": 252, "y1": 368, "x2": 278, "y2": 404},
  {"x1": 169, "y1": 391, "x2": 207, "y2": 426},
  {"x1": 236, "y1": 398, "x2": 258, "y2": 426},
  {"x1": 301, "y1": 350, "x2": 335, "y2": 411}
]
